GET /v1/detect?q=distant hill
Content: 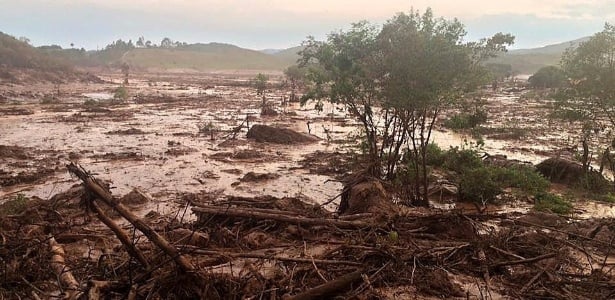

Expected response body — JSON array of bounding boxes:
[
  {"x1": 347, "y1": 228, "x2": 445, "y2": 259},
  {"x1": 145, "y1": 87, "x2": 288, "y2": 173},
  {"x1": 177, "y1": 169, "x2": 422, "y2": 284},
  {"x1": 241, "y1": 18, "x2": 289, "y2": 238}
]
[
  {"x1": 121, "y1": 43, "x2": 293, "y2": 71},
  {"x1": 272, "y1": 46, "x2": 304, "y2": 66},
  {"x1": 0, "y1": 31, "x2": 85, "y2": 83},
  {"x1": 490, "y1": 37, "x2": 589, "y2": 75}
]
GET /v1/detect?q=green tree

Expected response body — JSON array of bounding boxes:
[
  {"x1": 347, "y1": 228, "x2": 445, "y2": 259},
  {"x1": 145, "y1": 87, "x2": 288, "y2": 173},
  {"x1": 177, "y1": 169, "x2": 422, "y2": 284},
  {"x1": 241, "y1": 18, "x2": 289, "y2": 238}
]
[
  {"x1": 284, "y1": 65, "x2": 305, "y2": 102},
  {"x1": 555, "y1": 23, "x2": 615, "y2": 175},
  {"x1": 528, "y1": 66, "x2": 566, "y2": 89},
  {"x1": 254, "y1": 73, "x2": 268, "y2": 96},
  {"x1": 300, "y1": 9, "x2": 513, "y2": 206}
]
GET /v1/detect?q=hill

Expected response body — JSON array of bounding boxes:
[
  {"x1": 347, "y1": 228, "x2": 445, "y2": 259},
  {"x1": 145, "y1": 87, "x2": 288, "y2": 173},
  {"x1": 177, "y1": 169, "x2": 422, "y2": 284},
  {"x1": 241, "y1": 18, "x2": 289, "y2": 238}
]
[
  {"x1": 121, "y1": 43, "x2": 292, "y2": 71},
  {"x1": 0, "y1": 31, "x2": 75, "y2": 82},
  {"x1": 490, "y1": 37, "x2": 589, "y2": 75}
]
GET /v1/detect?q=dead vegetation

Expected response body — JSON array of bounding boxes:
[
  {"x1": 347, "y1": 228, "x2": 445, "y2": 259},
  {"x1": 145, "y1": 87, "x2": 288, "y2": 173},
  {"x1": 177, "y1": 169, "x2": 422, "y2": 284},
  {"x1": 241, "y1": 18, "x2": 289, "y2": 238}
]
[{"x1": 1, "y1": 164, "x2": 613, "y2": 299}]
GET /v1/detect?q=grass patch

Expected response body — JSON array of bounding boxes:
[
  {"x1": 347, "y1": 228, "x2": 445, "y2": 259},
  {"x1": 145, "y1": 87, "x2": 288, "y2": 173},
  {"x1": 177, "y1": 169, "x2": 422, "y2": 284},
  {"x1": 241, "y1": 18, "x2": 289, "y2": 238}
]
[
  {"x1": 534, "y1": 192, "x2": 573, "y2": 214},
  {"x1": 0, "y1": 194, "x2": 29, "y2": 217}
]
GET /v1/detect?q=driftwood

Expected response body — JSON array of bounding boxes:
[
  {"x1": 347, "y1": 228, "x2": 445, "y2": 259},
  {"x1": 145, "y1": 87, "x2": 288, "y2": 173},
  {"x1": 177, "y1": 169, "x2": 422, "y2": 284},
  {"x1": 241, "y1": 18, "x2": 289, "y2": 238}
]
[
  {"x1": 67, "y1": 163, "x2": 196, "y2": 274},
  {"x1": 288, "y1": 269, "x2": 364, "y2": 300},
  {"x1": 49, "y1": 236, "x2": 81, "y2": 299},
  {"x1": 192, "y1": 205, "x2": 372, "y2": 229}
]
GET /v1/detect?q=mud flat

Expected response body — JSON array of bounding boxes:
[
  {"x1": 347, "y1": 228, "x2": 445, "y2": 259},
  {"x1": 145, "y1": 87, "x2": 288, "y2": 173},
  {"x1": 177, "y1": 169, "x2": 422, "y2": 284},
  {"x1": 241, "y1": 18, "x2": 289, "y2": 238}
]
[{"x1": 1, "y1": 72, "x2": 613, "y2": 298}]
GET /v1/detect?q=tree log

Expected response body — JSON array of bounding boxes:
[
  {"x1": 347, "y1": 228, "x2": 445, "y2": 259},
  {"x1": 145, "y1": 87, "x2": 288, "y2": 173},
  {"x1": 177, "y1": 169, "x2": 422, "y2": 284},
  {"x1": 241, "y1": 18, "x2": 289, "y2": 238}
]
[
  {"x1": 89, "y1": 200, "x2": 150, "y2": 269},
  {"x1": 181, "y1": 246, "x2": 362, "y2": 266},
  {"x1": 192, "y1": 205, "x2": 372, "y2": 229},
  {"x1": 67, "y1": 163, "x2": 195, "y2": 274},
  {"x1": 49, "y1": 236, "x2": 81, "y2": 299},
  {"x1": 288, "y1": 269, "x2": 364, "y2": 300}
]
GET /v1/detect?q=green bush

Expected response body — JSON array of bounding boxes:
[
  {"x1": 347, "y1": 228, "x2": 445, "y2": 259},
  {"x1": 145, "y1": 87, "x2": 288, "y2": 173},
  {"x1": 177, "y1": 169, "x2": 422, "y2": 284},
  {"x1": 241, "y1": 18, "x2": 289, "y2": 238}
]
[
  {"x1": 534, "y1": 192, "x2": 573, "y2": 214},
  {"x1": 443, "y1": 110, "x2": 487, "y2": 130},
  {"x1": 458, "y1": 167, "x2": 502, "y2": 204},
  {"x1": 113, "y1": 86, "x2": 129, "y2": 102},
  {"x1": 574, "y1": 173, "x2": 612, "y2": 195},
  {"x1": 425, "y1": 143, "x2": 446, "y2": 167},
  {"x1": 492, "y1": 166, "x2": 550, "y2": 195},
  {"x1": 0, "y1": 194, "x2": 28, "y2": 216},
  {"x1": 443, "y1": 147, "x2": 483, "y2": 173}
]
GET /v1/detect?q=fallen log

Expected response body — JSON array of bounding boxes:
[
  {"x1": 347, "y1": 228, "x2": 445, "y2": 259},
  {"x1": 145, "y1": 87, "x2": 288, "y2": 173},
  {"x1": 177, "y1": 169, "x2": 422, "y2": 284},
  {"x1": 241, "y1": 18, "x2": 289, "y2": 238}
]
[
  {"x1": 489, "y1": 252, "x2": 557, "y2": 269},
  {"x1": 288, "y1": 269, "x2": 364, "y2": 300},
  {"x1": 67, "y1": 163, "x2": 195, "y2": 274},
  {"x1": 193, "y1": 205, "x2": 372, "y2": 229},
  {"x1": 181, "y1": 247, "x2": 363, "y2": 266},
  {"x1": 49, "y1": 236, "x2": 81, "y2": 299},
  {"x1": 89, "y1": 199, "x2": 150, "y2": 269}
]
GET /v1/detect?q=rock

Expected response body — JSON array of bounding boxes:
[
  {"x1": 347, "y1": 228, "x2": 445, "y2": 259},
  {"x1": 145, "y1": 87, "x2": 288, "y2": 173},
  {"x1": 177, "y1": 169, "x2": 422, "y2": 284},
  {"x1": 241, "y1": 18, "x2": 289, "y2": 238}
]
[
  {"x1": 339, "y1": 179, "x2": 396, "y2": 215},
  {"x1": 120, "y1": 188, "x2": 150, "y2": 206},
  {"x1": 247, "y1": 124, "x2": 319, "y2": 144}
]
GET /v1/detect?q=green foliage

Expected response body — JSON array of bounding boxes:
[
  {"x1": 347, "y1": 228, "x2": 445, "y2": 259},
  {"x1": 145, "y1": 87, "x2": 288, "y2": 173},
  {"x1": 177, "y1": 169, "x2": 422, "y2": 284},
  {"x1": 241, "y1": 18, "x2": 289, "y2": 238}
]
[
  {"x1": 534, "y1": 192, "x2": 573, "y2": 214},
  {"x1": 574, "y1": 173, "x2": 612, "y2": 195},
  {"x1": 0, "y1": 194, "x2": 28, "y2": 216},
  {"x1": 458, "y1": 167, "x2": 503, "y2": 204},
  {"x1": 528, "y1": 66, "x2": 566, "y2": 89},
  {"x1": 254, "y1": 73, "x2": 268, "y2": 95},
  {"x1": 442, "y1": 146, "x2": 483, "y2": 173},
  {"x1": 444, "y1": 111, "x2": 488, "y2": 130},
  {"x1": 299, "y1": 9, "x2": 513, "y2": 205},
  {"x1": 492, "y1": 166, "x2": 550, "y2": 195},
  {"x1": 425, "y1": 143, "x2": 446, "y2": 167},
  {"x1": 113, "y1": 86, "x2": 129, "y2": 102}
]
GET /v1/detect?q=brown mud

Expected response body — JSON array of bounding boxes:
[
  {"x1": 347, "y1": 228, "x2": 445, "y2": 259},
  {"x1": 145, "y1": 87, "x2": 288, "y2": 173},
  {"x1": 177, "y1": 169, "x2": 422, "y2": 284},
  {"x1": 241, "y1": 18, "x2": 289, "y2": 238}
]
[{"x1": 1, "y1": 72, "x2": 614, "y2": 298}]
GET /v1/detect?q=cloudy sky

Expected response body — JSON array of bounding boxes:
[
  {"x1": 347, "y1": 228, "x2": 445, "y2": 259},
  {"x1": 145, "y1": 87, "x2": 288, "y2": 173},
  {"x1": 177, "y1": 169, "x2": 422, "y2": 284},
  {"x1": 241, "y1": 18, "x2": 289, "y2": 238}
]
[{"x1": 1, "y1": 0, "x2": 613, "y2": 50}]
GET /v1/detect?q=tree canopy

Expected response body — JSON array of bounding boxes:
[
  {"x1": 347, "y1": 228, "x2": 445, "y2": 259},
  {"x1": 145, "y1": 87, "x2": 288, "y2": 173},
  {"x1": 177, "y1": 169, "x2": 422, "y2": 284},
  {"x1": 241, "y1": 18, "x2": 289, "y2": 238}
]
[
  {"x1": 300, "y1": 9, "x2": 514, "y2": 205},
  {"x1": 528, "y1": 66, "x2": 566, "y2": 89}
]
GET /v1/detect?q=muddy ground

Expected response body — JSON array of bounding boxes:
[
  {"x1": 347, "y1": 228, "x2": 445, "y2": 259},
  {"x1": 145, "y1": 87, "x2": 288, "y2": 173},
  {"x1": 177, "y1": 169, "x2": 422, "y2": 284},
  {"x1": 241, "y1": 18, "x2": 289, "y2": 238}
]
[{"x1": 1, "y1": 72, "x2": 614, "y2": 299}]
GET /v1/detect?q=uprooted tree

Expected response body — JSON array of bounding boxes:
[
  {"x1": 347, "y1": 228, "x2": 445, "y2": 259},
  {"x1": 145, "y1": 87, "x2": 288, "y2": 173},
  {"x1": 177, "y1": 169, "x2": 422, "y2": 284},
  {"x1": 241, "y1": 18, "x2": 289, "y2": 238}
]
[{"x1": 299, "y1": 8, "x2": 514, "y2": 206}]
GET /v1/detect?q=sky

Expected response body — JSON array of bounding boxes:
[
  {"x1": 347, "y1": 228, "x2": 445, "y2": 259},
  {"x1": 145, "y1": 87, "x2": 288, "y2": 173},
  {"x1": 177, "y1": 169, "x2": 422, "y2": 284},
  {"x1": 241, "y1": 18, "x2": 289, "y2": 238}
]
[{"x1": 1, "y1": 0, "x2": 613, "y2": 51}]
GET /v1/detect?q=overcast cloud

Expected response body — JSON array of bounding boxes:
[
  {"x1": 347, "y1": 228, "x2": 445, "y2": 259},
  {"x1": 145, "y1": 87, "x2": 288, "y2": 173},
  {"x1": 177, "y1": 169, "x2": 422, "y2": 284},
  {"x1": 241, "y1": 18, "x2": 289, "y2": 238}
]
[{"x1": 1, "y1": 0, "x2": 613, "y2": 50}]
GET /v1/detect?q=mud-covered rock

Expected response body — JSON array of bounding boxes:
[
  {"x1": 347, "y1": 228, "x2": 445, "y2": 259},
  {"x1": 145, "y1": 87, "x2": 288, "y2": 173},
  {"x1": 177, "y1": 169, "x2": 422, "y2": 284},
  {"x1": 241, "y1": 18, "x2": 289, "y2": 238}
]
[
  {"x1": 247, "y1": 124, "x2": 319, "y2": 144},
  {"x1": 339, "y1": 179, "x2": 395, "y2": 215}
]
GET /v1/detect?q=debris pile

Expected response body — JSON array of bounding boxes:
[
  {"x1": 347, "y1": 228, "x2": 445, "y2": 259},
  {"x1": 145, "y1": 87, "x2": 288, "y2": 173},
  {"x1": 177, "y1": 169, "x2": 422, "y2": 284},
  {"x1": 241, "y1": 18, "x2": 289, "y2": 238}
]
[{"x1": 0, "y1": 163, "x2": 613, "y2": 299}]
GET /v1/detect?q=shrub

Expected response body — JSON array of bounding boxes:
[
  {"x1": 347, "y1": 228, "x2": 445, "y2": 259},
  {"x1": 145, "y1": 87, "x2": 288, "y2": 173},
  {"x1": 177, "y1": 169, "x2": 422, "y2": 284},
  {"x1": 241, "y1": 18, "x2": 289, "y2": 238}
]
[
  {"x1": 492, "y1": 166, "x2": 550, "y2": 195},
  {"x1": 198, "y1": 121, "x2": 217, "y2": 135},
  {"x1": 425, "y1": 143, "x2": 446, "y2": 167},
  {"x1": 0, "y1": 194, "x2": 28, "y2": 216},
  {"x1": 534, "y1": 192, "x2": 573, "y2": 214},
  {"x1": 443, "y1": 110, "x2": 487, "y2": 130},
  {"x1": 443, "y1": 146, "x2": 483, "y2": 173},
  {"x1": 458, "y1": 167, "x2": 502, "y2": 204},
  {"x1": 113, "y1": 86, "x2": 129, "y2": 102}
]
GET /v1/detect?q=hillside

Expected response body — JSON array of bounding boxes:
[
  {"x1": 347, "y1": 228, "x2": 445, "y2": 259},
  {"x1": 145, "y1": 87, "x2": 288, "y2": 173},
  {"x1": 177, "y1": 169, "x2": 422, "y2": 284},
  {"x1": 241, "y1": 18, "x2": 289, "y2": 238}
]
[
  {"x1": 121, "y1": 43, "x2": 292, "y2": 71},
  {"x1": 0, "y1": 32, "x2": 95, "y2": 83},
  {"x1": 490, "y1": 37, "x2": 589, "y2": 75}
]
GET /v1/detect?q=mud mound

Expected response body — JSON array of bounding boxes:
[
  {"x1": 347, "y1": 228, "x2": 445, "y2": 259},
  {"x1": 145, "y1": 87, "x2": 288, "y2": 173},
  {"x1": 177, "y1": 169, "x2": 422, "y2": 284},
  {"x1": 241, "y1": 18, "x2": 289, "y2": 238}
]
[
  {"x1": 339, "y1": 179, "x2": 396, "y2": 215},
  {"x1": 536, "y1": 157, "x2": 610, "y2": 189},
  {"x1": 247, "y1": 124, "x2": 319, "y2": 144},
  {"x1": 0, "y1": 145, "x2": 32, "y2": 159},
  {"x1": 105, "y1": 127, "x2": 147, "y2": 135},
  {"x1": 536, "y1": 157, "x2": 584, "y2": 184},
  {"x1": 240, "y1": 172, "x2": 280, "y2": 182}
]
